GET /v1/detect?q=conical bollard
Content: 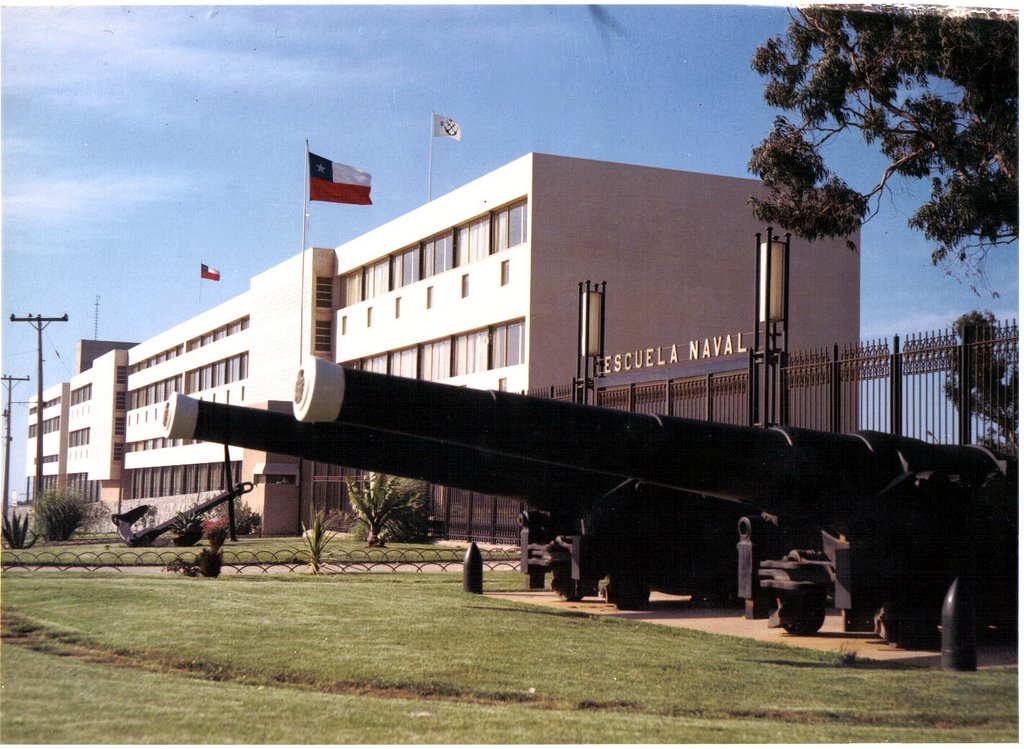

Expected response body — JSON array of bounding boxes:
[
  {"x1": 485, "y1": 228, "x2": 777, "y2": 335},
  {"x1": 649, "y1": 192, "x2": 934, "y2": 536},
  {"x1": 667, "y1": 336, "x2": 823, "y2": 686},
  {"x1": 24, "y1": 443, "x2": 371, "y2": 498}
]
[
  {"x1": 941, "y1": 577, "x2": 977, "y2": 671},
  {"x1": 463, "y1": 542, "x2": 483, "y2": 594}
]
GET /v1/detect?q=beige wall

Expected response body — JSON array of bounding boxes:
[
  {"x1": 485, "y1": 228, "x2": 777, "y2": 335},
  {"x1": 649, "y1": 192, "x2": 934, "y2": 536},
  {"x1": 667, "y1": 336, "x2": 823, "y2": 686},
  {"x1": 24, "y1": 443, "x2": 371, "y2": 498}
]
[{"x1": 527, "y1": 154, "x2": 859, "y2": 388}]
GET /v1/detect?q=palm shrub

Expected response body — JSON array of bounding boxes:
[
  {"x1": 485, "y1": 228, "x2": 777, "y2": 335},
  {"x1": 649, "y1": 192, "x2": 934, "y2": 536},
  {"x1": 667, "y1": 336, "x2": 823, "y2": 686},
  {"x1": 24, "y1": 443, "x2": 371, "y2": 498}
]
[
  {"x1": 345, "y1": 473, "x2": 425, "y2": 548},
  {"x1": 2, "y1": 511, "x2": 38, "y2": 549},
  {"x1": 196, "y1": 517, "x2": 229, "y2": 577},
  {"x1": 170, "y1": 509, "x2": 204, "y2": 546},
  {"x1": 302, "y1": 510, "x2": 336, "y2": 574},
  {"x1": 33, "y1": 487, "x2": 87, "y2": 542}
]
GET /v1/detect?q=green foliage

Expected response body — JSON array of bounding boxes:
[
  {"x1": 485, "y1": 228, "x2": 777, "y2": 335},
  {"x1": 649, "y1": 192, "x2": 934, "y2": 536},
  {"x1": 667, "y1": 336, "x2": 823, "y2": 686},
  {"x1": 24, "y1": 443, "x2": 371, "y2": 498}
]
[
  {"x1": 169, "y1": 509, "x2": 203, "y2": 546},
  {"x1": 345, "y1": 473, "x2": 426, "y2": 547},
  {"x1": 301, "y1": 510, "x2": 337, "y2": 574},
  {"x1": 749, "y1": 8, "x2": 1018, "y2": 281},
  {"x1": 944, "y1": 310, "x2": 1018, "y2": 454},
  {"x1": 2, "y1": 511, "x2": 38, "y2": 549},
  {"x1": 33, "y1": 487, "x2": 87, "y2": 542}
]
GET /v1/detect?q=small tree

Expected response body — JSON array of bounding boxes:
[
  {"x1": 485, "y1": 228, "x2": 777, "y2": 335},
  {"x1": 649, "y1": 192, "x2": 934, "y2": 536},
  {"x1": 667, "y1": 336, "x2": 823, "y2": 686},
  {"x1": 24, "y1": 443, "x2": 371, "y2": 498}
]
[
  {"x1": 344, "y1": 473, "x2": 425, "y2": 548},
  {"x1": 33, "y1": 486, "x2": 87, "y2": 542},
  {"x1": 944, "y1": 310, "x2": 1018, "y2": 454}
]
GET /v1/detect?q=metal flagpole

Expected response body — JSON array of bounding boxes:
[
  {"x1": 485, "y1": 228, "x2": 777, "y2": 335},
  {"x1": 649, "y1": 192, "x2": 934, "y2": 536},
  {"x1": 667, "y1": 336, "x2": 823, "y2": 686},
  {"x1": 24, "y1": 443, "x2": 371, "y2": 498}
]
[
  {"x1": 299, "y1": 140, "x2": 310, "y2": 364},
  {"x1": 427, "y1": 112, "x2": 435, "y2": 202}
]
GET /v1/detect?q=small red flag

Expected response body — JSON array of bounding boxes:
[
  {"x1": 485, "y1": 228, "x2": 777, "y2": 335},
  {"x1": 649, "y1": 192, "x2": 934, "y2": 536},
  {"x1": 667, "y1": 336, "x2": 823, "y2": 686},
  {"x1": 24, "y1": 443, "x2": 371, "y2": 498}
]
[{"x1": 201, "y1": 264, "x2": 221, "y2": 281}]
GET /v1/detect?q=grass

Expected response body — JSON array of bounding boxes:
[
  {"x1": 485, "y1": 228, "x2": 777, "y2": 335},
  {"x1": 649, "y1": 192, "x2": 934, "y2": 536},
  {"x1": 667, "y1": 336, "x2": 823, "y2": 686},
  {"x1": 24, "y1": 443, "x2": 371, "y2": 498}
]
[
  {"x1": 1, "y1": 535, "x2": 518, "y2": 567},
  {"x1": 1, "y1": 571, "x2": 1018, "y2": 743}
]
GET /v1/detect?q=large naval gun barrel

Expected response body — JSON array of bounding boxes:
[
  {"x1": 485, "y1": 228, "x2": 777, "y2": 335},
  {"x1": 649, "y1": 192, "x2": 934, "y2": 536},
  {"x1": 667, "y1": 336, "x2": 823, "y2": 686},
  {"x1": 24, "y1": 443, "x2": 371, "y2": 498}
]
[
  {"x1": 292, "y1": 357, "x2": 1004, "y2": 529},
  {"x1": 163, "y1": 393, "x2": 615, "y2": 502}
]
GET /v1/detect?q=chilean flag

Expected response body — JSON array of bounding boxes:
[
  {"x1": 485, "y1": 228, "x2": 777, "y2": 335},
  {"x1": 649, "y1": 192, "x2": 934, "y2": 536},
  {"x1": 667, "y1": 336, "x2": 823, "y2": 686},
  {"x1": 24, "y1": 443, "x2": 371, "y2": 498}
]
[
  {"x1": 309, "y1": 152, "x2": 372, "y2": 205},
  {"x1": 201, "y1": 264, "x2": 221, "y2": 281}
]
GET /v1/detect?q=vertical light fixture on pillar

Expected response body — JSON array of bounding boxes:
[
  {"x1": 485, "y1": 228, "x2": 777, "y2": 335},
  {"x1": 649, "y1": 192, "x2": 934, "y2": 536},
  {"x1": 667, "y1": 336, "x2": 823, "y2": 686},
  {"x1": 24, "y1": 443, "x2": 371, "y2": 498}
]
[
  {"x1": 748, "y1": 229, "x2": 791, "y2": 427},
  {"x1": 575, "y1": 281, "x2": 606, "y2": 405}
]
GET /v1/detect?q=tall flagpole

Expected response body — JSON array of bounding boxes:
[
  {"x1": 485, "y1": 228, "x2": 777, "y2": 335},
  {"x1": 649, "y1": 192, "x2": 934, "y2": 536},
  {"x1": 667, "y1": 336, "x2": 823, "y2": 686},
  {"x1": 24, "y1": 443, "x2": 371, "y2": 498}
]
[
  {"x1": 299, "y1": 140, "x2": 310, "y2": 364},
  {"x1": 427, "y1": 112, "x2": 435, "y2": 202}
]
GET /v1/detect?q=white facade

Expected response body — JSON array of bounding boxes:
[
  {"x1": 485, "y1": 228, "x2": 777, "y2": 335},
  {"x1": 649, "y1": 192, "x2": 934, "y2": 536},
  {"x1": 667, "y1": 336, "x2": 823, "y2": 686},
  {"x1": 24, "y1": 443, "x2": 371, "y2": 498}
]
[{"x1": 22, "y1": 153, "x2": 860, "y2": 534}]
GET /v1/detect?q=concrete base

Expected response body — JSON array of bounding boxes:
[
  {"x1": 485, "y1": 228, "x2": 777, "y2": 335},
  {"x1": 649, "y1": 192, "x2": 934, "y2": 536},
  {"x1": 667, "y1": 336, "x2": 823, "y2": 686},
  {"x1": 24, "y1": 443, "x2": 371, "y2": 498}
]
[{"x1": 489, "y1": 590, "x2": 1017, "y2": 669}]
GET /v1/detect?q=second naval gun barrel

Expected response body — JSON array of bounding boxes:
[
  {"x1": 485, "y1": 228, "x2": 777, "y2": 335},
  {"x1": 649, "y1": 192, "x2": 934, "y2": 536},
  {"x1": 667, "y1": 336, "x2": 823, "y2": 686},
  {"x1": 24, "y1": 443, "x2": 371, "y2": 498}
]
[{"x1": 292, "y1": 357, "x2": 1003, "y2": 527}]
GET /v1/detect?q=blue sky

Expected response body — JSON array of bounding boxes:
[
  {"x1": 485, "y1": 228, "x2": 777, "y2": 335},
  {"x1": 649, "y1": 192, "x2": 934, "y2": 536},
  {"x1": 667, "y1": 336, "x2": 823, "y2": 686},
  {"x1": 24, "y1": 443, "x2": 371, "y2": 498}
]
[{"x1": 1, "y1": 4, "x2": 1018, "y2": 498}]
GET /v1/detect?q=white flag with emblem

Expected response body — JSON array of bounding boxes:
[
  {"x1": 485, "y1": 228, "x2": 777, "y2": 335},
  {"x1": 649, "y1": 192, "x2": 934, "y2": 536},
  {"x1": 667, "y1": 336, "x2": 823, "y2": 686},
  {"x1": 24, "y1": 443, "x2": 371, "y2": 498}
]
[{"x1": 432, "y1": 114, "x2": 462, "y2": 141}]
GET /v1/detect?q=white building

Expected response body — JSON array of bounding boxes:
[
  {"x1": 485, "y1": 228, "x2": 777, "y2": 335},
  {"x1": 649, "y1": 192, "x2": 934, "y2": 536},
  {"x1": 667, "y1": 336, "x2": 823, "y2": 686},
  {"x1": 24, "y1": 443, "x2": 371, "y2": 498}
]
[{"x1": 25, "y1": 153, "x2": 859, "y2": 536}]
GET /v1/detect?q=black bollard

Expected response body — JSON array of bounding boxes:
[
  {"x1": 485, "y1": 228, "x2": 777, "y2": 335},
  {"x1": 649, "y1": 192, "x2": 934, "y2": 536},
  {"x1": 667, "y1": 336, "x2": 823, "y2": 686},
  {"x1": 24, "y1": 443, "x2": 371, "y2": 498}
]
[
  {"x1": 941, "y1": 577, "x2": 977, "y2": 671},
  {"x1": 463, "y1": 542, "x2": 483, "y2": 594}
]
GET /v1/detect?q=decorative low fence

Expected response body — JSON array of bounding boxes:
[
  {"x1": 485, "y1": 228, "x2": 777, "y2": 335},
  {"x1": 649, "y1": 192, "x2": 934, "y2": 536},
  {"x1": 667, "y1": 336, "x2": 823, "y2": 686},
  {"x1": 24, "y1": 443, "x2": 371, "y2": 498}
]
[{"x1": 0, "y1": 545, "x2": 521, "y2": 574}]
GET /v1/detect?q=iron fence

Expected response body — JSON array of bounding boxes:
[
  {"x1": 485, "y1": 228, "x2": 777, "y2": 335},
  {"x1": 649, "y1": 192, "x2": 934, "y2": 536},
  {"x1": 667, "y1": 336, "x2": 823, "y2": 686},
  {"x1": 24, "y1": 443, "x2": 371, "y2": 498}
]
[
  {"x1": 0, "y1": 545, "x2": 521, "y2": 574},
  {"x1": 586, "y1": 320, "x2": 1017, "y2": 457}
]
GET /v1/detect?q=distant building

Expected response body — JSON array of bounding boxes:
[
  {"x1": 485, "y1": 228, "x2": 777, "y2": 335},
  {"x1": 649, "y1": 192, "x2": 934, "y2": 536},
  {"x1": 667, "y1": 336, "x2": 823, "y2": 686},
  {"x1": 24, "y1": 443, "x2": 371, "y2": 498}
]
[{"x1": 24, "y1": 153, "x2": 859, "y2": 536}]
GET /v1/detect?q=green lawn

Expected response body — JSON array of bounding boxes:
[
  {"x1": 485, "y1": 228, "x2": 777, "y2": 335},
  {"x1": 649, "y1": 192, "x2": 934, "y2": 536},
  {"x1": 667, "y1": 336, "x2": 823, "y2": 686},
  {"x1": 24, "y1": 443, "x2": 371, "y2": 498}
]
[
  {"x1": 1, "y1": 535, "x2": 518, "y2": 567},
  {"x1": 1, "y1": 571, "x2": 1017, "y2": 743}
]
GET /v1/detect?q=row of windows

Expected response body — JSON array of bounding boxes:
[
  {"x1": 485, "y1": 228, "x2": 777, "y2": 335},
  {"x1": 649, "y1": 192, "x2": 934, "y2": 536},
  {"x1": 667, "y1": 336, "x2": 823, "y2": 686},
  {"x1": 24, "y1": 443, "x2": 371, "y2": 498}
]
[
  {"x1": 29, "y1": 394, "x2": 64, "y2": 416},
  {"x1": 126, "y1": 437, "x2": 192, "y2": 453},
  {"x1": 70, "y1": 384, "x2": 93, "y2": 406},
  {"x1": 28, "y1": 416, "x2": 61, "y2": 438},
  {"x1": 349, "y1": 319, "x2": 525, "y2": 382},
  {"x1": 130, "y1": 343, "x2": 185, "y2": 375},
  {"x1": 185, "y1": 316, "x2": 249, "y2": 353},
  {"x1": 129, "y1": 318, "x2": 250, "y2": 376},
  {"x1": 185, "y1": 352, "x2": 249, "y2": 393},
  {"x1": 340, "y1": 258, "x2": 512, "y2": 337},
  {"x1": 125, "y1": 461, "x2": 241, "y2": 500},
  {"x1": 69, "y1": 428, "x2": 90, "y2": 447},
  {"x1": 129, "y1": 375, "x2": 183, "y2": 410},
  {"x1": 340, "y1": 199, "x2": 527, "y2": 308}
]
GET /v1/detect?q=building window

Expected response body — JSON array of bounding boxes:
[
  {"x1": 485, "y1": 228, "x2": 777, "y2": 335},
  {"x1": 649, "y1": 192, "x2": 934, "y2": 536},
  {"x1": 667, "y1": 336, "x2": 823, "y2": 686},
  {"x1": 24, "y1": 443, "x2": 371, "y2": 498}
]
[
  {"x1": 426, "y1": 286, "x2": 434, "y2": 309},
  {"x1": 500, "y1": 260, "x2": 510, "y2": 286},
  {"x1": 491, "y1": 320, "x2": 525, "y2": 369},
  {"x1": 116, "y1": 366, "x2": 128, "y2": 385},
  {"x1": 453, "y1": 329, "x2": 489, "y2": 376},
  {"x1": 341, "y1": 271, "x2": 362, "y2": 307},
  {"x1": 456, "y1": 215, "x2": 491, "y2": 266},
  {"x1": 115, "y1": 391, "x2": 126, "y2": 411},
  {"x1": 493, "y1": 199, "x2": 528, "y2": 252},
  {"x1": 423, "y1": 231, "x2": 454, "y2": 278},
  {"x1": 363, "y1": 258, "x2": 389, "y2": 301},
  {"x1": 362, "y1": 354, "x2": 387, "y2": 374},
  {"x1": 391, "y1": 245, "x2": 421, "y2": 289},
  {"x1": 461, "y1": 274, "x2": 470, "y2": 298},
  {"x1": 395, "y1": 297, "x2": 402, "y2": 318},
  {"x1": 70, "y1": 384, "x2": 93, "y2": 405},
  {"x1": 497, "y1": 378, "x2": 508, "y2": 392},
  {"x1": 316, "y1": 277, "x2": 333, "y2": 308},
  {"x1": 113, "y1": 443, "x2": 124, "y2": 462},
  {"x1": 184, "y1": 353, "x2": 248, "y2": 394},
  {"x1": 314, "y1": 320, "x2": 332, "y2": 353},
  {"x1": 341, "y1": 315, "x2": 348, "y2": 336},
  {"x1": 114, "y1": 416, "x2": 126, "y2": 437},
  {"x1": 367, "y1": 307, "x2": 373, "y2": 327},
  {"x1": 389, "y1": 347, "x2": 418, "y2": 379},
  {"x1": 420, "y1": 339, "x2": 451, "y2": 382},
  {"x1": 69, "y1": 428, "x2": 90, "y2": 447}
]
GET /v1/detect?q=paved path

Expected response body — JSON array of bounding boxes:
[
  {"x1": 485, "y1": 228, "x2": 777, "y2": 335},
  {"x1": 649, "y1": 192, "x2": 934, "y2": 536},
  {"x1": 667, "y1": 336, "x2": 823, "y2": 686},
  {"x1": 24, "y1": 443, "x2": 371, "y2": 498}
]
[{"x1": 489, "y1": 590, "x2": 1018, "y2": 669}]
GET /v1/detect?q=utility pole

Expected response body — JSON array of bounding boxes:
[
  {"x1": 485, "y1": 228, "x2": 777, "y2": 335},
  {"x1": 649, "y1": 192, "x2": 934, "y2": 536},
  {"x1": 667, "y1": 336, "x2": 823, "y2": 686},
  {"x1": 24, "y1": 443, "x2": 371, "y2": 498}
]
[
  {"x1": 10, "y1": 314, "x2": 68, "y2": 501},
  {"x1": 2, "y1": 375, "x2": 30, "y2": 520}
]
